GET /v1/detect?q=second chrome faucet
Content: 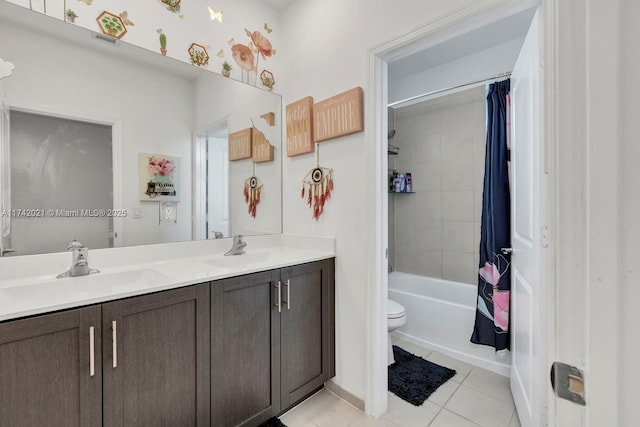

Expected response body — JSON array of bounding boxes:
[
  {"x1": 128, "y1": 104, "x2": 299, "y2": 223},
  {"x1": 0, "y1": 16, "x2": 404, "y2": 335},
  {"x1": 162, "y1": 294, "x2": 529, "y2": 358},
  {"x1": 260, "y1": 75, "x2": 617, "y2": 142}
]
[{"x1": 224, "y1": 235, "x2": 247, "y2": 256}]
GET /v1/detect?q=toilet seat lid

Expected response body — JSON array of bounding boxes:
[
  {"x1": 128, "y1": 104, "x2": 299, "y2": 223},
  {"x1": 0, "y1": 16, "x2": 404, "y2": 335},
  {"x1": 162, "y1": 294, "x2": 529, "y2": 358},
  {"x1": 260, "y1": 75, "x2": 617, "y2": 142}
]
[{"x1": 388, "y1": 299, "x2": 405, "y2": 318}]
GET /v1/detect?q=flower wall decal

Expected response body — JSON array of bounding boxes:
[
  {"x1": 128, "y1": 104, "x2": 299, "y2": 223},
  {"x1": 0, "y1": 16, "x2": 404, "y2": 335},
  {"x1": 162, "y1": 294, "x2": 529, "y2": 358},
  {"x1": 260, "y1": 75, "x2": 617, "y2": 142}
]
[{"x1": 229, "y1": 27, "x2": 276, "y2": 87}]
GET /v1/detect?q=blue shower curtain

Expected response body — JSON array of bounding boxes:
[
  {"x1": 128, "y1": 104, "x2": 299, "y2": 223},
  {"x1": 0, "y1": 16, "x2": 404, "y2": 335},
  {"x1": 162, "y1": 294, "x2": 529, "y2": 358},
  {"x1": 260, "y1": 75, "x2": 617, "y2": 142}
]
[{"x1": 471, "y1": 79, "x2": 511, "y2": 353}]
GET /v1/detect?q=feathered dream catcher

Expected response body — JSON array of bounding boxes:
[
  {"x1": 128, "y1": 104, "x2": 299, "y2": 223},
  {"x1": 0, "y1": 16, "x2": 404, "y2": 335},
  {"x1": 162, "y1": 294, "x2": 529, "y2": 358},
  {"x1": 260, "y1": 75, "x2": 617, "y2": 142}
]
[
  {"x1": 243, "y1": 174, "x2": 263, "y2": 218},
  {"x1": 301, "y1": 144, "x2": 334, "y2": 220}
]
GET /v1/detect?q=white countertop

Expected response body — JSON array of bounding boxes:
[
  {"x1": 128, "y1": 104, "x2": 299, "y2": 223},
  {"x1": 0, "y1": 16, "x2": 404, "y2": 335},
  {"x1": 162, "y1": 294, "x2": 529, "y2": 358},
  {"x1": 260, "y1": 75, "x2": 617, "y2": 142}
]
[{"x1": 0, "y1": 234, "x2": 335, "y2": 322}]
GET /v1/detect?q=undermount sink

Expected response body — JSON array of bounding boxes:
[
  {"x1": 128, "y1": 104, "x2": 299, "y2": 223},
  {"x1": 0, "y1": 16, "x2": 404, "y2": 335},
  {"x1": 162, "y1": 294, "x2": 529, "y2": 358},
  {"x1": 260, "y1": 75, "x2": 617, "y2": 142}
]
[
  {"x1": 204, "y1": 252, "x2": 271, "y2": 268},
  {"x1": 0, "y1": 269, "x2": 170, "y2": 309},
  {"x1": 64, "y1": 268, "x2": 169, "y2": 289}
]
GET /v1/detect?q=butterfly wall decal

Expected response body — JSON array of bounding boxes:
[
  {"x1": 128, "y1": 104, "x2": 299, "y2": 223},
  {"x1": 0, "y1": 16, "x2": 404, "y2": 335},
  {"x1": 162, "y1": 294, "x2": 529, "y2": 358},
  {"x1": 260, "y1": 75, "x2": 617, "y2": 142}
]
[
  {"x1": 264, "y1": 22, "x2": 272, "y2": 33},
  {"x1": 207, "y1": 7, "x2": 223, "y2": 22},
  {"x1": 78, "y1": 0, "x2": 93, "y2": 5},
  {"x1": 119, "y1": 11, "x2": 134, "y2": 26},
  {"x1": 227, "y1": 38, "x2": 235, "y2": 46},
  {"x1": 217, "y1": 49, "x2": 225, "y2": 58}
]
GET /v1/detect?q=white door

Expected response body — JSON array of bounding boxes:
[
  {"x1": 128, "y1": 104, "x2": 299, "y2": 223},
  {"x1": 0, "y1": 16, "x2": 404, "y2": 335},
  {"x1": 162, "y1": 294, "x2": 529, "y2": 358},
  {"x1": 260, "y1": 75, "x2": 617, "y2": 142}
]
[
  {"x1": 509, "y1": 9, "x2": 547, "y2": 427},
  {"x1": 207, "y1": 135, "x2": 229, "y2": 238}
]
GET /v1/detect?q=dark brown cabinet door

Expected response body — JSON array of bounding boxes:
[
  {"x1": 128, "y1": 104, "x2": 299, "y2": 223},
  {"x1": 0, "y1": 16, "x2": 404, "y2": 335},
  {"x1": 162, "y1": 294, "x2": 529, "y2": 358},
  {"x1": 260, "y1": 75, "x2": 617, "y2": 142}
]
[
  {"x1": 0, "y1": 305, "x2": 102, "y2": 427},
  {"x1": 102, "y1": 284, "x2": 210, "y2": 427},
  {"x1": 211, "y1": 270, "x2": 281, "y2": 427},
  {"x1": 280, "y1": 259, "x2": 335, "y2": 411}
]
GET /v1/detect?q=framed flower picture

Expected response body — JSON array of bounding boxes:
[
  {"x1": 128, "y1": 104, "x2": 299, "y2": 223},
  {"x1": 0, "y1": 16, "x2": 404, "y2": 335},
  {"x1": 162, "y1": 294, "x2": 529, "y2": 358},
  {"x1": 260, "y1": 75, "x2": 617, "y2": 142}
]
[{"x1": 139, "y1": 153, "x2": 180, "y2": 201}]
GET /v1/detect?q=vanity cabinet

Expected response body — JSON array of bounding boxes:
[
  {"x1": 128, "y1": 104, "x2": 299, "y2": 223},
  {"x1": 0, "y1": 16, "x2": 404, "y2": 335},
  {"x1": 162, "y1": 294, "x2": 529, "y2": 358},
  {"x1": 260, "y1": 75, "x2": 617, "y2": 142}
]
[
  {"x1": 211, "y1": 259, "x2": 335, "y2": 427},
  {"x1": 0, "y1": 284, "x2": 210, "y2": 427},
  {"x1": 279, "y1": 260, "x2": 335, "y2": 410},
  {"x1": 102, "y1": 284, "x2": 210, "y2": 427},
  {"x1": 0, "y1": 257, "x2": 334, "y2": 427},
  {"x1": 0, "y1": 305, "x2": 102, "y2": 427},
  {"x1": 211, "y1": 269, "x2": 281, "y2": 427}
]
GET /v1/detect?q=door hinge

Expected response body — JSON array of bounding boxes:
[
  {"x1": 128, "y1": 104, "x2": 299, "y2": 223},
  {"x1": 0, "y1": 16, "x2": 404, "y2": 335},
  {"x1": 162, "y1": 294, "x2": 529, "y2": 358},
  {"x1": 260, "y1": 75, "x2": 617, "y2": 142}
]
[
  {"x1": 541, "y1": 225, "x2": 549, "y2": 248},
  {"x1": 551, "y1": 362, "x2": 586, "y2": 406}
]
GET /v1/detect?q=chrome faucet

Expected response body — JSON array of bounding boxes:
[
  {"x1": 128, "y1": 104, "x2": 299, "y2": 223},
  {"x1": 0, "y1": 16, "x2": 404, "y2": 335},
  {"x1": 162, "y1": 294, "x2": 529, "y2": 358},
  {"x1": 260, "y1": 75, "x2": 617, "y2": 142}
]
[
  {"x1": 224, "y1": 235, "x2": 247, "y2": 256},
  {"x1": 57, "y1": 240, "x2": 100, "y2": 278}
]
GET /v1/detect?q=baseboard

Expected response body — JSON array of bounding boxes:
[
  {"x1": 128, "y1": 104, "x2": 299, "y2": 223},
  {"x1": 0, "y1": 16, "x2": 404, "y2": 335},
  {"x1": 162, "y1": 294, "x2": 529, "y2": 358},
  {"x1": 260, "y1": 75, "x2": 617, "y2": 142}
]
[{"x1": 325, "y1": 380, "x2": 365, "y2": 411}]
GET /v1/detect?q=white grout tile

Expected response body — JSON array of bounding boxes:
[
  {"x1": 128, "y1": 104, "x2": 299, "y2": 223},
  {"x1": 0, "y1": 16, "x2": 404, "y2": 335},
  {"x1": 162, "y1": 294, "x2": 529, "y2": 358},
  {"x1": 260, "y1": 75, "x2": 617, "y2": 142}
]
[
  {"x1": 426, "y1": 376, "x2": 462, "y2": 407},
  {"x1": 381, "y1": 392, "x2": 440, "y2": 427},
  {"x1": 442, "y1": 221, "x2": 475, "y2": 253},
  {"x1": 348, "y1": 416, "x2": 402, "y2": 427},
  {"x1": 279, "y1": 406, "x2": 318, "y2": 427},
  {"x1": 310, "y1": 398, "x2": 364, "y2": 427},
  {"x1": 442, "y1": 191, "x2": 474, "y2": 221},
  {"x1": 462, "y1": 367, "x2": 514, "y2": 404},
  {"x1": 445, "y1": 385, "x2": 514, "y2": 427},
  {"x1": 442, "y1": 130, "x2": 474, "y2": 162},
  {"x1": 426, "y1": 352, "x2": 474, "y2": 383},
  {"x1": 429, "y1": 409, "x2": 482, "y2": 427},
  {"x1": 442, "y1": 159, "x2": 475, "y2": 191},
  {"x1": 392, "y1": 338, "x2": 433, "y2": 360},
  {"x1": 294, "y1": 390, "x2": 343, "y2": 420}
]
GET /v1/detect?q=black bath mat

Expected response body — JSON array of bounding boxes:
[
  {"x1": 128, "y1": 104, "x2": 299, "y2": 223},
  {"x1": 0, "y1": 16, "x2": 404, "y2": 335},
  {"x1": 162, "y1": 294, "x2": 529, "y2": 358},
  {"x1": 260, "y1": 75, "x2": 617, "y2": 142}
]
[
  {"x1": 259, "y1": 417, "x2": 287, "y2": 427},
  {"x1": 388, "y1": 345, "x2": 456, "y2": 406}
]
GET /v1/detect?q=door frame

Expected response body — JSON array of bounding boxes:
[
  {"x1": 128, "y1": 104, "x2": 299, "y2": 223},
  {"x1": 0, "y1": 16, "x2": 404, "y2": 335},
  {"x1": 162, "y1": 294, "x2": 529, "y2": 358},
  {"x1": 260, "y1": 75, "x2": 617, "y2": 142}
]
[
  {"x1": 0, "y1": 100, "x2": 124, "y2": 250},
  {"x1": 192, "y1": 117, "x2": 229, "y2": 240},
  {"x1": 364, "y1": 0, "x2": 554, "y2": 420}
]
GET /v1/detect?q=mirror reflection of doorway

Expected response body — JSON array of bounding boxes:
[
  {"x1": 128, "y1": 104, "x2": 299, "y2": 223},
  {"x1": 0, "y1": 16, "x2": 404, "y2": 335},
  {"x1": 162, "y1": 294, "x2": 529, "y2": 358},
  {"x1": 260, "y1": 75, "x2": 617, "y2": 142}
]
[
  {"x1": 2, "y1": 110, "x2": 113, "y2": 256},
  {"x1": 194, "y1": 123, "x2": 229, "y2": 240}
]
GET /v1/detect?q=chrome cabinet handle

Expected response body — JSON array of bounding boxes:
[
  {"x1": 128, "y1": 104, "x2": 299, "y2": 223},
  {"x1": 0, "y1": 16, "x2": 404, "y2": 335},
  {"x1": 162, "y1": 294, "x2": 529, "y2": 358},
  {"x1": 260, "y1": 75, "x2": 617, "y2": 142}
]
[
  {"x1": 274, "y1": 281, "x2": 282, "y2": 313},
  {"x1": 89, "y1": 326, "x2": 95, "y2": 377},
  {"x1": 284, "y1": 279, "x2": 291, "y2": 310},
  {"x1": 112, "y1": 320, "x2": 117, "y2": 368}
]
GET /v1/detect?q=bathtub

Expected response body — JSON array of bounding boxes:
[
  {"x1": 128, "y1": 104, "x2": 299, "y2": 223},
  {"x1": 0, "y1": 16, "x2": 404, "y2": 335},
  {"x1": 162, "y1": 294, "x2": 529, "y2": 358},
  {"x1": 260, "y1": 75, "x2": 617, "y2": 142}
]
[{"x1": 388, "y1": 271, "x2": 511, "y2": 376}]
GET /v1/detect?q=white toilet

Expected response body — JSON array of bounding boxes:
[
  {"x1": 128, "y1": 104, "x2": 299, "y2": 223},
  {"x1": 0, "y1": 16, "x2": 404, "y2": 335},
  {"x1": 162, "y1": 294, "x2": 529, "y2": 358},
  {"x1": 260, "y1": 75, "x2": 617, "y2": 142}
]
[{"x1": 387, "y1": 299, "x2": 407, "y2": 365}]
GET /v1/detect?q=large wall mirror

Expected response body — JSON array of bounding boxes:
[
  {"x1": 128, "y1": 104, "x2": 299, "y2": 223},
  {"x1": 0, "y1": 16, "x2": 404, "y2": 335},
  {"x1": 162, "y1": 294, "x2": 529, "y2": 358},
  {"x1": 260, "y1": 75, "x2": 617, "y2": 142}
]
[{"x1": 0, "y1": 1, "x2": 282, "y2": 256}]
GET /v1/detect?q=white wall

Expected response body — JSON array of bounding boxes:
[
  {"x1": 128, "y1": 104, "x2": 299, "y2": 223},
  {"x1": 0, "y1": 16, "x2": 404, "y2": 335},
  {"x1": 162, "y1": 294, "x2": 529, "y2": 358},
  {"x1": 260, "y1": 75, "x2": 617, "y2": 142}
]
[
  {"x1": 278, "y1": 0, "x2": 485, "y2": 402},
  {"x1": 4, "y1": 0, "x2": 283, "y2": 88},
  {"x1": 390, "y1": 87, "x2": 486, "y2": 285},
  {"x1": 619, "y1": 1, "x2": 638, "y2": 424}
]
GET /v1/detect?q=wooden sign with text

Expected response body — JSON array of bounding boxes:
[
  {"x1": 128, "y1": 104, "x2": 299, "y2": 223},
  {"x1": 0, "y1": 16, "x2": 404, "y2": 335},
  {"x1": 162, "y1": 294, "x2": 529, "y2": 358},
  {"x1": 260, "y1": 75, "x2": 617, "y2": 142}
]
[
  {"x1": 286, "y1": 96, "x2": 314, "y2": 157},
  {"x1": 313, "y1": 87, "x2": 363, "y2": 142},
  {"x1": 228, "y1": 128, "x2": 252, "y2": 161},
  {"x1": 252, "y1": 128, "x2": 274, "y2": 163}
]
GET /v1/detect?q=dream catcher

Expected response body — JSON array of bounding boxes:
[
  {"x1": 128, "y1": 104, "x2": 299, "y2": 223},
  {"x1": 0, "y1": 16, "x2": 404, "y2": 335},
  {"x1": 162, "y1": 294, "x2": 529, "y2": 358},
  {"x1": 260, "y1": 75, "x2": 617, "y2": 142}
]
[
  {"x1": 244, "y1": 166, "x2": 263, "y2": 218},
  {"x1": 301, "y1": 144, "x2": 334, "y2": 220}
]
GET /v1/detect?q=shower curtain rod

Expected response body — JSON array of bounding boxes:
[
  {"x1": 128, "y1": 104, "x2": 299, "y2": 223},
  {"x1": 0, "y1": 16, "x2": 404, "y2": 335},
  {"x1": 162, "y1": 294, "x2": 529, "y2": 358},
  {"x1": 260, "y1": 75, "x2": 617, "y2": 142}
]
[{"x1": 387, "y1": 71, "x2": 512, "y2": 108}]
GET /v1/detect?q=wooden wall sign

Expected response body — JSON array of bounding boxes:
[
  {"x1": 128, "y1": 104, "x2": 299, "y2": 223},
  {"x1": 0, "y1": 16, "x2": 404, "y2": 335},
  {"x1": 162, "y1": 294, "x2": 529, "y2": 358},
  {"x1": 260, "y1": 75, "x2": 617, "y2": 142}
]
[
  {"x1": 313, "y1": 87, "x2": 363, "y2": 142},
  {"x1": 228, "y1": 128, "x2": 252, "y2": 161},
  {"x1": 252, "y1": 128, "x2": 274, "y2": 163},
  {"x1": 286, "y1": 96, "x2": 314, "y2": 157}
]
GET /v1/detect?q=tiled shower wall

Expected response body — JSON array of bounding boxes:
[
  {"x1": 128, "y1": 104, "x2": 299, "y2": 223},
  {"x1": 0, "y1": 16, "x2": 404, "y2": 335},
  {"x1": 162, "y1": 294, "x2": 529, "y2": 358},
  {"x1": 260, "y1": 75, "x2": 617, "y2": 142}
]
[{"x1": 389, "y1": 86, "x2": 486, "y2": 285}]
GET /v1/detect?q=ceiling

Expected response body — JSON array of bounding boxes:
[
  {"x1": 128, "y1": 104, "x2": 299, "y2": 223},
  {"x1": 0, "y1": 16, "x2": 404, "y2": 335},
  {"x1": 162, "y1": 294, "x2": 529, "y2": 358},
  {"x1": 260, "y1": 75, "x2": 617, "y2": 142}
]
[
  {"x1": 388, "y1": 7, "x2": 537, "y2": 81},
  {"x1": 262, "y1": 0, "x2": 296, "y2": 11}
]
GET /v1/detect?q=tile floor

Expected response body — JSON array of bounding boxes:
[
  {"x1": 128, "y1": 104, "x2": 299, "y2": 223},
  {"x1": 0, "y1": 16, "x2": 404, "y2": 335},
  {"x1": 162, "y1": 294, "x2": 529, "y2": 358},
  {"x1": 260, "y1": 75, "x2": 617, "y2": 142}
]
[{"x1": 279, "y1": 337, "x2": 521, "y2": 427}]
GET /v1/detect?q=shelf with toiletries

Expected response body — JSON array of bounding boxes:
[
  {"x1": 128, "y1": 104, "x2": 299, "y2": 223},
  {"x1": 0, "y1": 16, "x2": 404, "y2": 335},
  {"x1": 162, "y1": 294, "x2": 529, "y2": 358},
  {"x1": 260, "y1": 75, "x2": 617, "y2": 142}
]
[
  {"x1": 388, "y1": 191, "x2": 415, "y2": 194},
  {"x1": 389, "y1": 171, "x2": 413, "y2": 193}
]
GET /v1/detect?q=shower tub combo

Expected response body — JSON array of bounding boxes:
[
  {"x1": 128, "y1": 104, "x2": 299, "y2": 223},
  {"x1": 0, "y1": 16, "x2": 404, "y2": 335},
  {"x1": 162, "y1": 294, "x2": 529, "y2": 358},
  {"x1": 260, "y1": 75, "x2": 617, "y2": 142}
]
[{"x1": 388, "y1": 271, "x2": 511, "y2": 376}]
